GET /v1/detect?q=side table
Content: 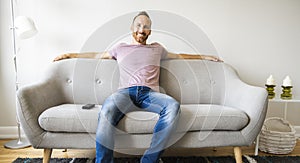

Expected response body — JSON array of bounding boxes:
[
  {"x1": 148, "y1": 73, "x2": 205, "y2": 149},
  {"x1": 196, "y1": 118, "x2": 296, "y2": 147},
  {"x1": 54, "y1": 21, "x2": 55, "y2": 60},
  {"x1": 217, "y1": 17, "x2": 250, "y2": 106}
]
[{"x1": 254, "y1": 97, "x2": 300, "y2": 155}]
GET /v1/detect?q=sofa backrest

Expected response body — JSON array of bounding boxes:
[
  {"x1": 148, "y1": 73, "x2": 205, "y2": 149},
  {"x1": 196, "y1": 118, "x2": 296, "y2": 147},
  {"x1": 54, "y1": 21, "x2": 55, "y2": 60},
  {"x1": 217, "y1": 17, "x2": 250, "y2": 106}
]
[
  {"x1": 160, "y1": 60, "x2": 227, "y2": 104},
  {"x1": 46, "y1": 59, "x2": 237, "y2": 105}
]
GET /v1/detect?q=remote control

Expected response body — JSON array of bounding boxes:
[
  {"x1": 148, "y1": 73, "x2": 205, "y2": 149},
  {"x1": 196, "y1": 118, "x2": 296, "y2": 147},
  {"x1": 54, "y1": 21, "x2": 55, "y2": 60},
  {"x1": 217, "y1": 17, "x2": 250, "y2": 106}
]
[{"x1": 82, "y1": 104, "x2": 95, "y2": 109}]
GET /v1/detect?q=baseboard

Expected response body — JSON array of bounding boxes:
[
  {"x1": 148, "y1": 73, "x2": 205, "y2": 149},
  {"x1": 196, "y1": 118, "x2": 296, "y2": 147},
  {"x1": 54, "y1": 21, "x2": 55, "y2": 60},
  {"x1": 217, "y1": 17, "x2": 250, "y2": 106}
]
[{"x1": 0, "y1": 126, "x2": 26, "y2": 139}]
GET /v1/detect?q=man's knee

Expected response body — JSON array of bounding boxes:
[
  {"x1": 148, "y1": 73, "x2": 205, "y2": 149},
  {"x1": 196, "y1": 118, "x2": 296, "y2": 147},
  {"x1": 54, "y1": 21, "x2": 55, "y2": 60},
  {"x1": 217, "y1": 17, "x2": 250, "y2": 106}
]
[
  {"x1": 163, "y1": 98, "x2": 180, "y2": 119},
  {"x1": 167, "y1": 97, "x2": 180, "y2": 112},
  {"x1": 99, "y1": 103, "x2": 120, "y2": 125}
]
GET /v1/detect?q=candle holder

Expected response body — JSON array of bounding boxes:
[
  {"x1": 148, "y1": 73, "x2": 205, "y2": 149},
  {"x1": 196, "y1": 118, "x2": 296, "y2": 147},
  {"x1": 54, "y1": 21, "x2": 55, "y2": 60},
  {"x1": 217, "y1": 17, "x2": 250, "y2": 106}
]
[
  {"x1": 265, "y1": 84, "x2": 276, "y2": 99},
  {"x1": 280, "y1": 86, "x2": 293, "y2": 100}
]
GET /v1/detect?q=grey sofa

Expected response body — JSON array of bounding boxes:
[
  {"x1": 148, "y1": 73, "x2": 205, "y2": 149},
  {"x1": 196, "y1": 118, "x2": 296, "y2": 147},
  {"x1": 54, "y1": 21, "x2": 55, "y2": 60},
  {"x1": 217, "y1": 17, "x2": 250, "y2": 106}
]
[{"x1": 17, "y1": 59, "x2": 268, "y2": 163}]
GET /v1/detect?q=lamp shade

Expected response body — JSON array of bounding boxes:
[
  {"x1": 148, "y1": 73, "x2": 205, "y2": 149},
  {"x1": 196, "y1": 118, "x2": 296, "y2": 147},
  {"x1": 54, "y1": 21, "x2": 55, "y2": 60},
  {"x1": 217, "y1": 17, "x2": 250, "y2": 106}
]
[{"x1": 14, "y1": 16, "x2": 38, "y2": 39}]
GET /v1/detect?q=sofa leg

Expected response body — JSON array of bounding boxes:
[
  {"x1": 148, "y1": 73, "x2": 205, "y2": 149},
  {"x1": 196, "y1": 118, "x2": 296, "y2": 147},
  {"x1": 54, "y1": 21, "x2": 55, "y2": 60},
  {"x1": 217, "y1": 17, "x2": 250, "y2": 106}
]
[
  {"x1": 233, "y1": 147, "x2": 242, "y2": 163},
  {"x1": 43, "y1": 148, "x2": 53, "y2": 163}
]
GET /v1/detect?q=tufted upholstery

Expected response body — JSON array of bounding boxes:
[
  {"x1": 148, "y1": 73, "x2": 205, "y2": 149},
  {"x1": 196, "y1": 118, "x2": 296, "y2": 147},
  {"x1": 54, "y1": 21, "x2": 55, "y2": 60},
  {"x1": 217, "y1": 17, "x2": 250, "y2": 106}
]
[{"x1": 17, "y1": 58, "x2": 268, "y2": 161}]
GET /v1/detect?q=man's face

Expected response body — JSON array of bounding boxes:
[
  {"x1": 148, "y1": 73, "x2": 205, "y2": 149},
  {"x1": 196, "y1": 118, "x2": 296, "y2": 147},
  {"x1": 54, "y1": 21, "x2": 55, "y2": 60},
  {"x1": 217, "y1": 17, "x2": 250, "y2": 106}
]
[{"x1": 131, "y1": 15, "x2": 151, "y2": 45}]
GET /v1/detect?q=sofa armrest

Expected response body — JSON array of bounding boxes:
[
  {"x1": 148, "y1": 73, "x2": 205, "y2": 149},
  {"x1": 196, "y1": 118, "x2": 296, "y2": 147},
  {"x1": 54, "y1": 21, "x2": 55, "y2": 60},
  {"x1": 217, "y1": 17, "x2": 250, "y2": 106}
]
[
  {"x1": 224, "y1": 74, "x2": 268, "y2": 145},
  {"x1": 17, "y1": 79, "x2": 66, "y2": 147}
]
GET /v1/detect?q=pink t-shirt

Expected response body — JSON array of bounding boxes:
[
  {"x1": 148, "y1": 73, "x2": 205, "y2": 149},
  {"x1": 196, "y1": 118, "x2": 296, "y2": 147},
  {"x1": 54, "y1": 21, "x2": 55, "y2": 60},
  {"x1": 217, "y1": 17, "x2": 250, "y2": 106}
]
[{"x1": 109, "y1": 42, "x2": 168, "y2": 92}]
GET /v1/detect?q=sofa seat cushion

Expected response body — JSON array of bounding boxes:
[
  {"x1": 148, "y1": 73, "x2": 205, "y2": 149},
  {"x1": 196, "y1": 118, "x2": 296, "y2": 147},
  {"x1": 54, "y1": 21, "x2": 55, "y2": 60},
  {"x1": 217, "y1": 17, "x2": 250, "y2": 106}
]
[
  {"x1": 38, "y1": 104, "x2": 100, "y2": 133},
  {"x1": 38, "y1": 104, "x2": 249, "y2": 134}
]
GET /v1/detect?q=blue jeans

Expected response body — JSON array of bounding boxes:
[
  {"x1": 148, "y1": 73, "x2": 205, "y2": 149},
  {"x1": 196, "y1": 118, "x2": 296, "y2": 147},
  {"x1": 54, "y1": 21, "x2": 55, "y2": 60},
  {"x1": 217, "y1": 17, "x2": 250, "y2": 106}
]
[{"x1": 96, "y1": 86, "x2": 180, "y2": 163}]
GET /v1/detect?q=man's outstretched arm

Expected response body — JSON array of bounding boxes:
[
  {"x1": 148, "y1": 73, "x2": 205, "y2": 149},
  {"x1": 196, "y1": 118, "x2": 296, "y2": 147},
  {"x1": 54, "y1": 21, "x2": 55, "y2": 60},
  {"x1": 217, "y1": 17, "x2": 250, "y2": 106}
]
[
  {"x1": 166, "y1": 52, "x2": 223, "y2": 62},
  {"x1": 53, "y1": 51, "x2": 112, "y2": 62}
]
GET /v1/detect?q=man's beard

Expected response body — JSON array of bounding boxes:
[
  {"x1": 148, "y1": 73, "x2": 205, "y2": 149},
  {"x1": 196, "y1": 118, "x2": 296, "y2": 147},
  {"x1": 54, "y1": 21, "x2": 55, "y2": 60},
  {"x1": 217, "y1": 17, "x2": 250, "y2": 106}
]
[{"x1": 132, "y1": 32, "x2": 149, "y2": 44}]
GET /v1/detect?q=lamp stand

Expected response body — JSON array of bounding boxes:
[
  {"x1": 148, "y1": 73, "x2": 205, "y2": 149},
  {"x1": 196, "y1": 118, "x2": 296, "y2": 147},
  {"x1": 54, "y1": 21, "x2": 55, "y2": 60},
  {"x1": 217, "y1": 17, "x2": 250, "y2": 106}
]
[
  {"x1": 4, "y1": 119, "x2": 31, "y2": 149},
  {"x1": 4, "y1": 0, "x2": 31, "y2": 149}
]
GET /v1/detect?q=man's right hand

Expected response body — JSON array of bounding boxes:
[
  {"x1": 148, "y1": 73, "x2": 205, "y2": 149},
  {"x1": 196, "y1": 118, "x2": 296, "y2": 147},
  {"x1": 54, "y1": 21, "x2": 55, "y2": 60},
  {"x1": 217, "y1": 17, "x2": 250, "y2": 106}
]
[{"x1": 53, "y1": 53, "x2": 77, "y2": 62}]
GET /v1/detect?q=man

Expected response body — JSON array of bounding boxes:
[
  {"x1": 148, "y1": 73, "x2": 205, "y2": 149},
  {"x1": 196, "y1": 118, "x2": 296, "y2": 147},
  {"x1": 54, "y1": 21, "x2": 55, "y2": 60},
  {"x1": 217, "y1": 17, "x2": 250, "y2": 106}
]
[{"x1": 54, "y1": 11, "x2": 222, "y2": 163}]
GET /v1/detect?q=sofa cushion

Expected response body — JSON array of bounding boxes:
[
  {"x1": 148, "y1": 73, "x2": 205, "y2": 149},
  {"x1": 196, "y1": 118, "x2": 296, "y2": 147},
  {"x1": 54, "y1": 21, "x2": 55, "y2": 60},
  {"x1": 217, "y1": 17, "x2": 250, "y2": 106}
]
[
  {"x1": 38, "y1": 104, "x2": 249, "y2": 134},
  {"x1": 38, "y1": 104, "x2": 100, "y2": 133}
]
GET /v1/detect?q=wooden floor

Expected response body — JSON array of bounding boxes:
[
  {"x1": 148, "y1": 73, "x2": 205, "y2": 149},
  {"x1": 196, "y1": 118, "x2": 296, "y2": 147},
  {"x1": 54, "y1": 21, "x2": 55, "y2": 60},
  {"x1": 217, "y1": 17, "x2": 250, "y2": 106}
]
[{"x1": 1, "y1": 139, "x2": 299, "y2": 163}]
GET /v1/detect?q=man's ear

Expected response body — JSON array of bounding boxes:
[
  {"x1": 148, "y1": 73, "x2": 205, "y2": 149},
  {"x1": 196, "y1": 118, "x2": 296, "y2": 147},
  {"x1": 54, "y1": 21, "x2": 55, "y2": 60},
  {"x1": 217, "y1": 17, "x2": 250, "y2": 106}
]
[
  {"x1": 130, "y1": 24, "x2": 134, "y2": 32},
  {"x1": 130, "y1": 22, "x2": 134, "y2": 32}
]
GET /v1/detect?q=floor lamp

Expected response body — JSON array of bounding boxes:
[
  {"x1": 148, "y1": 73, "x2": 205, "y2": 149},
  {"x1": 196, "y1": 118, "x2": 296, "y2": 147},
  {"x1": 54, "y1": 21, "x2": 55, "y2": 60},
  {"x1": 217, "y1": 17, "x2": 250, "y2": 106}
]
[{"x1": 4, "y1": 0, "x2": 38, "y2": 149}]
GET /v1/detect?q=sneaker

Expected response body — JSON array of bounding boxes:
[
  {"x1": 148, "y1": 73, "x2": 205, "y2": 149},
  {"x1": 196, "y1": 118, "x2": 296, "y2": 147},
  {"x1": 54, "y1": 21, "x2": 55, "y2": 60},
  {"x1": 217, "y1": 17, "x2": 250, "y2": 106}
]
[{"x1": 159, "y1": 158, "x2": 163, "y2": 163}]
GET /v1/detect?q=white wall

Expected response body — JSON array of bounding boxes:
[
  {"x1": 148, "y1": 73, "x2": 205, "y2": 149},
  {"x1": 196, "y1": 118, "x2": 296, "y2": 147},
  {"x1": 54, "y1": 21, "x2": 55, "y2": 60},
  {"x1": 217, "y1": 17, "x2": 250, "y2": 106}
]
[{"x1": 1, "y1": 0, "x2": 300, "y2": 135}]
